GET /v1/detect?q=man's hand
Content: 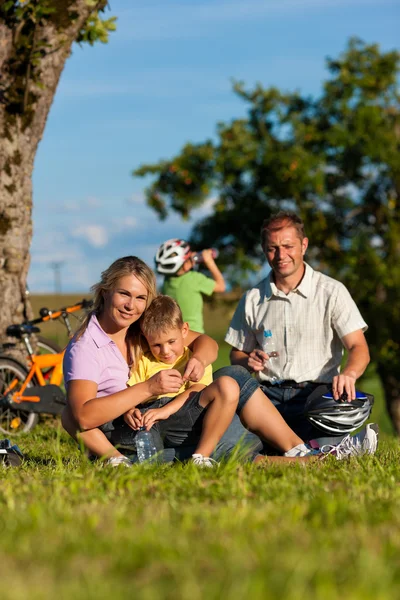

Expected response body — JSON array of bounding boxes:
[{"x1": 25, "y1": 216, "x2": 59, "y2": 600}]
[
  {"x1": 332, "y1": 374, "x2": 357, "y2": 401},
  {"x1": 248, "y1": 349, "x2": 269, "y2": 372},
  {"x1": 124, "y1": 408, "x2": 143, "y2": 430},
  {"x1": 142, "y1": 405, "x2": 173, "y2": 430},
  {"x1": 183, "y1": 356, "x2": 205, "y2": 382}
]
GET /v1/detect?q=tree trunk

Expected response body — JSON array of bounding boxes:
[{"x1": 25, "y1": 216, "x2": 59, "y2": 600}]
[
  {"x1": 377, "y1": 363, "x2": 400, "y2": 435},
  {"x1": 0, "y1": 1, "x2": 106, "y2": 346}
]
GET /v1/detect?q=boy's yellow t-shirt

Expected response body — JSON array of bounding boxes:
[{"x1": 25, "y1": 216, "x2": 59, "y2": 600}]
[{"x1": 127, "y1": 347, "x2": 213, "y2": 402}]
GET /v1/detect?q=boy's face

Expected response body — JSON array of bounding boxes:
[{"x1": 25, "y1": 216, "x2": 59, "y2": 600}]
[
  {"x1": 176, "y1": 256, "x2": 194, "y2": 276},
  {"x1": 146, "y1": 323, "x2": 189, "y2": 364}
]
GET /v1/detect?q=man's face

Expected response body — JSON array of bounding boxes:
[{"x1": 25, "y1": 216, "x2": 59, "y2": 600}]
[{"x1": 263, "y1": 226, "x2": 308, "y2": 280}]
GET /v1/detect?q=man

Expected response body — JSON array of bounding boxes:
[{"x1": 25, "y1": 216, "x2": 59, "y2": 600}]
[{"x1": 225, "y1": 211, "x2": 378, "y2": 451}]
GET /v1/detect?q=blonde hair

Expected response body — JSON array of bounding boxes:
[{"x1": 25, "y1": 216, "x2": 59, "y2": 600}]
[
  {"x1": 76, "y1": 256, "x2": 157, "y2": 367},
  {"x1": 261, "y1": 211, "x2": 305, "y2": 247},
  {"x1": 140, "y1": 295, "x2": 184, "y2": 339}
]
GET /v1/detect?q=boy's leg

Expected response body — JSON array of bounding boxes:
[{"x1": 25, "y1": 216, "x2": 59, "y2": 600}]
[
  {"x1": 213, "y1": 366, "x2": 305, "y2": 454},
  {"x1": 194, "y1": 376, "x2": 239, "y2": 457}
]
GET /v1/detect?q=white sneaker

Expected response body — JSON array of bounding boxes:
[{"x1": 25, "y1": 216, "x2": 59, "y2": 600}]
[
  {"x1": 351, "y1": 423, "x2": 379, "y2": 455},
  {"x1": 284, "y1": 443, "x2": 320, "y2": 457},
  {"x1": 105, "y1": 456, "x2": 132, "y2": 468},
  {"x1": 320, "y1": 424, "x2": 379, "y2": 460},
  {"x1": 191, "y1": 454, "x2": 218, "y2": 468}
]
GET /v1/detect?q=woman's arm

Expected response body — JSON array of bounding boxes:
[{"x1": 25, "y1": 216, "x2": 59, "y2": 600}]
[
  {"x1": 67, "y1": 370, "x2": 184, "y2": 430},
  {"x1": 184, "y1": 330, "x2": 218, "y2": 382}
]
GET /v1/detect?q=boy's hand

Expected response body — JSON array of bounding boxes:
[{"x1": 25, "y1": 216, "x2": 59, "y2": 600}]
[
  {"x1": 143, "y1": 405, "x2": 173, "y2": 430},
  {"x1": 183, "y1": 356, "x2": 205, "y2": 382},
  {"x1": 124, "y1": 408, "x2": 143, "y2": 430},
  {"x1": 147, "y1": 369, "x2": 183, "y2": 396}
]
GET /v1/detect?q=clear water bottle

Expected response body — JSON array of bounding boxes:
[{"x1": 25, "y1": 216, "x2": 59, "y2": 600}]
[
  {"x1": 135, "y1": 428, "x2": 160, "y2": 463},
  {"x1": 192, "y1": 248, "x2": 219, "y2": 263},
  {"x1": 262, "y1": 329, "x2": 284, "y2": 384}
]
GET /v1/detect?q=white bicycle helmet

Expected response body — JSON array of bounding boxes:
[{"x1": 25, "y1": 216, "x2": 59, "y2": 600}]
[
  {"x1": 155, "y1": 238, "x2": 192, "y2": 274},
  {"x1": 304, "y1": 385, "x2": 374, "y2": 434}
]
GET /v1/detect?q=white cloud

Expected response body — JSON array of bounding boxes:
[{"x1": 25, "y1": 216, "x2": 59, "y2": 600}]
[{"x1": 72, "y1": 225, "x2": 109, "y2": 248}]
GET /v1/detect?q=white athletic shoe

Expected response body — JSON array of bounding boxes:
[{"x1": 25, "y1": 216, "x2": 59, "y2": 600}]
[
  {"x1": 105, "y1": 456, "x2": 132, "y2": 468},
  {"x1": 191, "y1": 454, "x2": 218, "y2": 468},
  {"x1": 321, "y1": 424, "x2": 379, "y2": 460},
  {"x1": 284, "y1": 443, "x2": 320, "y2": 457}
]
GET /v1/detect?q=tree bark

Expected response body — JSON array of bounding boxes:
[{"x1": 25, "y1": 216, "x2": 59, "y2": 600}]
[{"x1": 0, "y1": 1, "x2": 106, "y2": 346}]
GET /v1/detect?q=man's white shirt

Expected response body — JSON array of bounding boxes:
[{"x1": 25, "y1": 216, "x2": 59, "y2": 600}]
[{"x1": 225, "y1": 263, "x2": 367, "y2": 383}]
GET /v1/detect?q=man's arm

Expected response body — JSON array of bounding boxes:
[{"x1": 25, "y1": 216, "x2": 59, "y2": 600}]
[
  {"x1": 230, "y1": 347, "x2": 269, "y2": 373},
  {"x1": 332, "y1": 329, "x2": 370, "y2": 400}
]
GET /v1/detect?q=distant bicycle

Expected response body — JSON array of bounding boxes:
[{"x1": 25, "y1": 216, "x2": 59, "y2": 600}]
[
  {"x1": 0, "y1": 299, "x2": 92, "y2": 435},
  {"x1": 31, "y1": 298, "x2": 93, "y2": 354}
]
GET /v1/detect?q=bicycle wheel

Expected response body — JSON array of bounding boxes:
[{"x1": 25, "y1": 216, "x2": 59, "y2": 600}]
[
  {"x1": 0, "y1": 357, "x2": 39, "y2": 434},
  {"x1": 36, "y1": 336, "x2": 62, "y2": 355}
]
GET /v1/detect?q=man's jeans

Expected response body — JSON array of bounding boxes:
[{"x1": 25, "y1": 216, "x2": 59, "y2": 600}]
[{"x1": 261, "y1": 383, "x2": 346, "y2": 447}]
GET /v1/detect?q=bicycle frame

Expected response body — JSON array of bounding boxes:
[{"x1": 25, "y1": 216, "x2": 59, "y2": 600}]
[{"x1": 4, "y1": 350, "x2": 64, "y2": 404}]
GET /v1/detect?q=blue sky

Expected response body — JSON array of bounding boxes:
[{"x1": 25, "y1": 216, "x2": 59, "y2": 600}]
[{"x1": 29, "y1": 0, "x2": 399, "y2": 293}]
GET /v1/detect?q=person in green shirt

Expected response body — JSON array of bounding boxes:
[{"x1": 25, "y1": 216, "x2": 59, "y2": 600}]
[{"x1": 155, "y1": 238, "x2": 226, "y2": 333}]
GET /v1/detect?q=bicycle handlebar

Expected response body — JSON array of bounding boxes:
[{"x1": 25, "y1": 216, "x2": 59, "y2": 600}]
[{"x1": 32, "y1": 298, "x2": 93, "y2": 325}]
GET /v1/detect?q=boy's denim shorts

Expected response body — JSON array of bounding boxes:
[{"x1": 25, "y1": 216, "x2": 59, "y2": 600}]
[{"x1": 101, "y1": 365, "x2": 260, "y2": 455}]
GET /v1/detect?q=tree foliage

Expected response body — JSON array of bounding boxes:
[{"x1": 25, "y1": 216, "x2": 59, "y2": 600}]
[{"x1": 134, "y1": 39, "x2": 400, "y2": 431}]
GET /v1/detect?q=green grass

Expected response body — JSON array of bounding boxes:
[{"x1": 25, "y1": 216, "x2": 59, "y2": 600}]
[
  {"x1": 1, "y1": 295, "x2": 397, "y2": 599},
  {"x1": 1, "y1": 428, "x2": 400, "y2": 600}
]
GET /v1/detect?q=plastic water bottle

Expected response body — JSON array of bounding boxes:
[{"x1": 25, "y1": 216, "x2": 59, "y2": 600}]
[
  {"x1": 262, "y1": 329, "x2": 283, "y2": 384},
  {"x1": 192, "y1": 248, "x2": 219, "y2": 263},
  {"x1": 135, "y1": 428, "x2": 160, "y2": 463}
]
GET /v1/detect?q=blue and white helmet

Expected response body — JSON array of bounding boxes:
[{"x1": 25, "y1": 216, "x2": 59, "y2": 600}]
[
  {"x1": 155, "y1": 238, "x2": 191, "y2": 275},
  {"x1": 304, "y1": 385, "x2": 374, "y2": 434}
]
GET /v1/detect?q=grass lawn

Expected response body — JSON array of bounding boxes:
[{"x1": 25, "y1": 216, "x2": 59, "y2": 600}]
[{"x1": 1, "y1": 295, "x2": 398, "y2": 599}]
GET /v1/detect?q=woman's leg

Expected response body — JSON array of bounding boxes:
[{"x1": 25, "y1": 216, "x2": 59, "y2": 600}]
[
  {"x1": 239, "y1": 387, "x2": 304, "y2": 452},
  {"x1": 213, "y1": 366, "x2": 305, "y2": 454},
  {"x1": 194, "y1": 376, "x2": 239, "y2": 457},
  {"x1": 61, "y1": 405, "x2": 125, "y2": 460}
]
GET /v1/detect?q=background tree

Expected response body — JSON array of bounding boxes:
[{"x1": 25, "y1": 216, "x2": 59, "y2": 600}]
[
  {"x1": 134, "y1": 39, "x2": 400, "y2": 433},
  {"x1": 0, "y1": 0, "x2": 115, "y2": 339}
]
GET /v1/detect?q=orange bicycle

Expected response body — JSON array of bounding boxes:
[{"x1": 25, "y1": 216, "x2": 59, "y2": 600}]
[
  {"x1": 0, "y1": 299, "x2": 92, "y2": 434},
  {"x1": 30, "y1": 298, "x2": 93, "y2": 354}
]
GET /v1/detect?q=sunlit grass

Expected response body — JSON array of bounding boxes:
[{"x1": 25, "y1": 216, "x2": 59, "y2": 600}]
[{"x1": 2, "y1": 295, "x2": 395, "y2": 598}]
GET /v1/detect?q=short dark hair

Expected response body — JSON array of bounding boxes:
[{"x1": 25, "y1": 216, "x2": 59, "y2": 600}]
[
  {"x1": 140, "y1": 295, "x2": 184, "y2": 338},
  {"x1": 261, "y1": 211, "x2": 305, "y2": 247}
]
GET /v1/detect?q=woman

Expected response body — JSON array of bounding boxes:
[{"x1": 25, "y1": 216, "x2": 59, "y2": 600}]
[{"x1": 62, "y1": 256, "x2": 319, "y2": 466}]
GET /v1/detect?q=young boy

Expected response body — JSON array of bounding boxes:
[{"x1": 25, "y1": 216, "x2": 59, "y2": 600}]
[
  {"x1": 126, "y1": 294, "x2": 239, "y2": 467},
  {"x1": 155, "y1": 238, "x2": 225, "y2": 333}
]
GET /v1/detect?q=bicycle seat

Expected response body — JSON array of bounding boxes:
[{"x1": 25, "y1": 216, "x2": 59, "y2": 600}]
[{"x1": 6, "y1": 323, "x2": 41, "y2": 338}]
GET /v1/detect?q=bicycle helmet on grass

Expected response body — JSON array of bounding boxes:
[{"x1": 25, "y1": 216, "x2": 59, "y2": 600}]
[
  {"x1": 304, "y1": 384, "x2": 373, "y2": 434},
  {"x1": 155, "y1": 238, "x2": 191, "y2": 274}
]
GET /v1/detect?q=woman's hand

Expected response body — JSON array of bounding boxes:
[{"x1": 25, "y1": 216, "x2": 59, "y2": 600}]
[
  {"x1": 142, "y1": 405, "x2": 174, "y2": 430},
  {"x1": 183, "y1": 356, "x2": 205, "y2": 382},
  {"x1": 147, "y1": 369, "x2": 183, "y2": 396},
  {"x1": 124, "y1": 408, "x2": 143, "y2": 430}
]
